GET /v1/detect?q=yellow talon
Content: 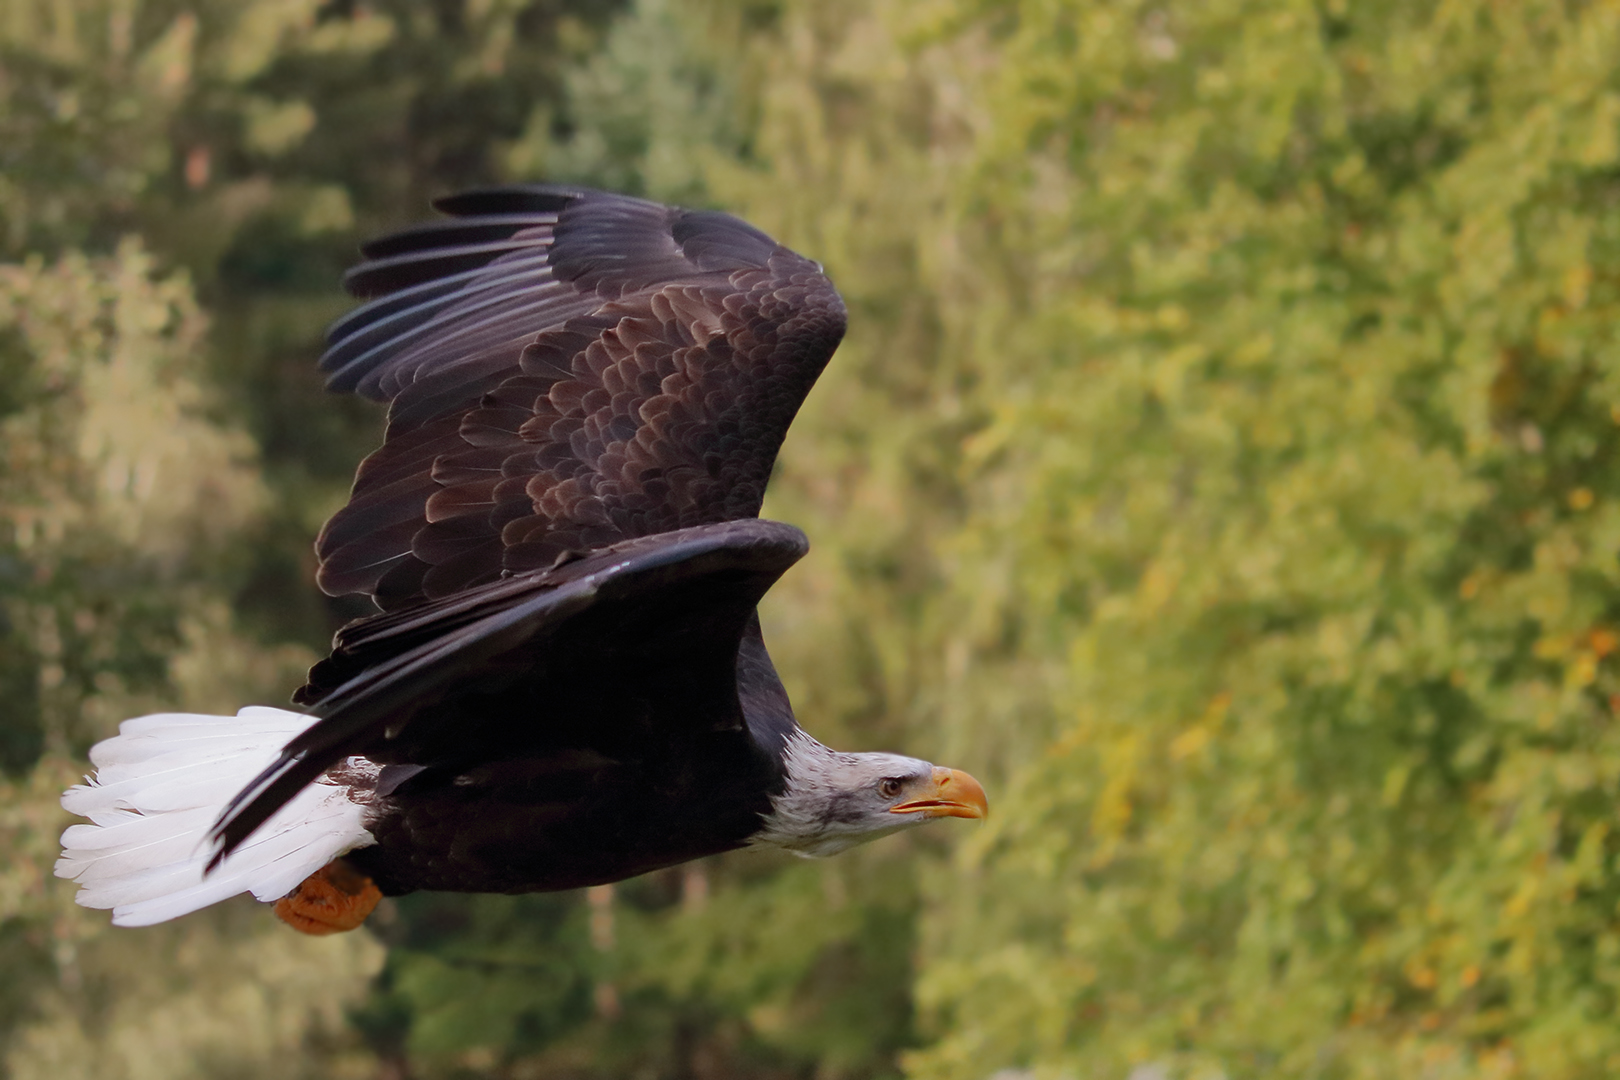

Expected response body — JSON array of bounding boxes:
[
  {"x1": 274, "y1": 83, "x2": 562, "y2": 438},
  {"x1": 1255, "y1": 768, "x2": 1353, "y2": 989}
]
[{"x1": 273, "y1": 860, "x2": 382, "y2": 935}]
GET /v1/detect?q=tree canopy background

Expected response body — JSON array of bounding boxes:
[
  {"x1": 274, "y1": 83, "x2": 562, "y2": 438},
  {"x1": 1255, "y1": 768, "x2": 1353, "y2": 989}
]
[{"x1": 5, "y1": 1, "x2": 1620, "y2": 1077}]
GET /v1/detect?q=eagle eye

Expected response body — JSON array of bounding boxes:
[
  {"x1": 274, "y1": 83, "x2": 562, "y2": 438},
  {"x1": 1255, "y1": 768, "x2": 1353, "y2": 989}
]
[{"x1": 878, "y1": 777, "x2": 904, "y2": 799}]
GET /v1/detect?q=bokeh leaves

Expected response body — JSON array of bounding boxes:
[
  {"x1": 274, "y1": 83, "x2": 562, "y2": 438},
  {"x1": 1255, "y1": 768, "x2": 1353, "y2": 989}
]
[{"x1": 14, "y1": 0, "x2": 1620, "y2": 1077}]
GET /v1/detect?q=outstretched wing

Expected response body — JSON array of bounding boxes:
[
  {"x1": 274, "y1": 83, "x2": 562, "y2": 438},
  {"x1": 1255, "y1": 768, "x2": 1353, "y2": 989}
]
[
  {"x1": 212, "y1": 520, "x2": 808, "y2": 864},
  {"x1": 317, "y1": 186, "x2": 845, "y2": 611}
]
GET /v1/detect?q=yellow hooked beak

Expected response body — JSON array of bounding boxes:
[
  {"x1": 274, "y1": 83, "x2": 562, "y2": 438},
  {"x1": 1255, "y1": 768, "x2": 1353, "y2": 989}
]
[{"x1": 888, "y1": 767, "x2": 988, "y2": 820}]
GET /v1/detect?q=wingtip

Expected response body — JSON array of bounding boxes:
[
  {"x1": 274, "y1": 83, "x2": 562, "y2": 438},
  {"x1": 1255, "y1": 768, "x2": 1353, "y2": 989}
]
[{"x1": 431, "y1": 185, "x2": 592, "y2": 217}]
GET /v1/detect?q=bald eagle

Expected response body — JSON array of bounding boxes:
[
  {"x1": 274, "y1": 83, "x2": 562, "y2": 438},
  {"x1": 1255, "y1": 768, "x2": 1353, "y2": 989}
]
[{"x1": 55, "y1": 187, "x2": 986, "y2": 934}]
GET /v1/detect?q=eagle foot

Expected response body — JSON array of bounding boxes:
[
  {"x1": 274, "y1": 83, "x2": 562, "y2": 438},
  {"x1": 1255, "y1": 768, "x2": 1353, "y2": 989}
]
[{"x1": 274, "y1": 859, "x2": 382, "y2": 935}]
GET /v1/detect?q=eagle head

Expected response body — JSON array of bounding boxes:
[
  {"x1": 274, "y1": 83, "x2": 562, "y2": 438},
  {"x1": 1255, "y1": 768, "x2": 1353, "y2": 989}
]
[{"x1": 751, "y1": 730, "x2": 988, "y2": 857}]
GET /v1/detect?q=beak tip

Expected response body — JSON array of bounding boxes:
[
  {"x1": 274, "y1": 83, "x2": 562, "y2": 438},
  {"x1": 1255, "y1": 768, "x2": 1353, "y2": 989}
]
[
  {"x1": 944, "y1": 767, "x2": 990, "y2": 821},
  {"x1": 889, "y1": 766, "x2": 988, "y2": 821}
]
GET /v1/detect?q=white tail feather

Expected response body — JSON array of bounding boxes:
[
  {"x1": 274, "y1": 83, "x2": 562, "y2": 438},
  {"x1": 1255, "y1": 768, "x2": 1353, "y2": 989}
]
[{"x1": 56, "y1": 706, "x2": 377, "y2": 927}]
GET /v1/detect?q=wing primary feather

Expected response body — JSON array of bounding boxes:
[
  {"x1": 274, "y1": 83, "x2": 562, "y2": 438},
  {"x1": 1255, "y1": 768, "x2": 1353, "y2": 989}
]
[
  {"x1": 335, "y1": 262, "x2": 559, "y2": 371},
  {"x1": 337, "y1": 289, "x2": 595, "y2": 410},
  {"x1": 320, "y1": 257, "x2": 557, "y2": 382},
  {"x1": 432, "y1": 186, "x2": 592, "y2": 217},
  {"x1": 359, "y1": 213, "x2": 559, "y2": 260},
  {"x1": 205, "y1": 753, "x2": 334, "y2": 871},
  {"x1": 325, "y1": 264, "x2": 494, "y2": 346},
  {"x1": 344, "y1": 238, "x2": 544, "y2": 297}
]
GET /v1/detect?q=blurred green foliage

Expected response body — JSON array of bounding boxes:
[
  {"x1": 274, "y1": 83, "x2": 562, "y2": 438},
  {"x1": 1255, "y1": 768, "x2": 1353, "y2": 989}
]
[{"x1": 8, "y1": 0, "x2": 1620, "y2": 1077}]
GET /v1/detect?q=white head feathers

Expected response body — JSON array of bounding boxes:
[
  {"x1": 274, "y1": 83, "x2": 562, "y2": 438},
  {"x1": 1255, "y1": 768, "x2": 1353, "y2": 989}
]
[{"x1": 750, "y1": 729, "x2": 939, "y2": 857}]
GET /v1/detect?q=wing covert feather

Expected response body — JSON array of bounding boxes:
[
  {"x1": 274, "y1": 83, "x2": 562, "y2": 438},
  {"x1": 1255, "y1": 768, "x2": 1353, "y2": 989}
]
[{"x1": 316, "y1": 186, "x2": 844, "y2": 610}]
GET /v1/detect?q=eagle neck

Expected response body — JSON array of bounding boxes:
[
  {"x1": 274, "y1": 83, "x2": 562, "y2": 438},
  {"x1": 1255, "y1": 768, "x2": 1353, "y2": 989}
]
[{"x1": 749, "y1": 729, "x2": 866, "y2": 856}]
